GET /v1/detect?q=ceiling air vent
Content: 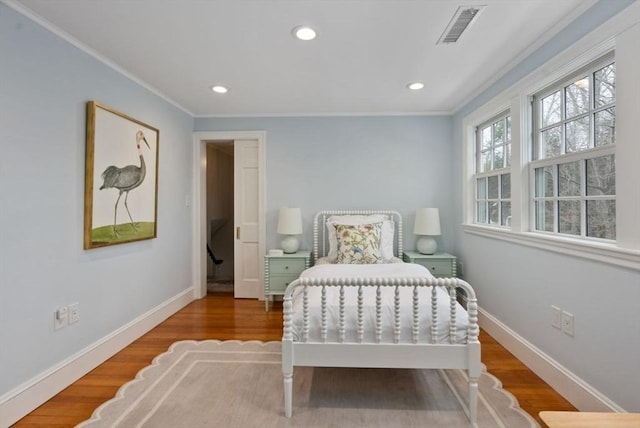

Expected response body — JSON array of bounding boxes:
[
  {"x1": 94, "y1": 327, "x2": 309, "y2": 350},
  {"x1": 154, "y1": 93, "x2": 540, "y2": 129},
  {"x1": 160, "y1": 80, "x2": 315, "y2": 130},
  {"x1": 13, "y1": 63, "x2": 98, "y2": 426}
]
[{"x1": 437, "y1": 5, "x2": 486, "y2": 45}]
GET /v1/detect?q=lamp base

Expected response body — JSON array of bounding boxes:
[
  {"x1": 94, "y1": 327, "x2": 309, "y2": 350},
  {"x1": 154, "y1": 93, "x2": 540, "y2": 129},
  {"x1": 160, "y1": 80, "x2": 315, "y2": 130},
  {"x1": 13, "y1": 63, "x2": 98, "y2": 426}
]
[
  {"x1": 416, "y1": 236, "x2": 437, "y2": 255},
  {"x1": 281, "y1": 235, "x2": 300, "y2": 254}
]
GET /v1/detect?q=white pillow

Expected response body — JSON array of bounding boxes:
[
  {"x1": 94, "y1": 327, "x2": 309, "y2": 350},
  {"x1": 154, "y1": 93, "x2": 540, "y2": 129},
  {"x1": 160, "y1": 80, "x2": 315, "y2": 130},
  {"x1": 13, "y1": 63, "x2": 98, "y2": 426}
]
[
  {"x1": 380, "y1": 220, "x2": 395, "y2": 261},
  {"x1": 325, "y1": 214, "x2": 395, "y2": 262}
]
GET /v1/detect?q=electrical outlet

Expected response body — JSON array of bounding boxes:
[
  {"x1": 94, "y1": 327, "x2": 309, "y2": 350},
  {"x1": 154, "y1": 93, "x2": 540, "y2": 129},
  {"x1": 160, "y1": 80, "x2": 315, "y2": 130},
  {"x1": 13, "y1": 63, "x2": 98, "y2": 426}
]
[
  {"x1": 54, "y1": 306, "x2": 68, "y2": 330},
  {"x1": 69, "y1": 302, "x2": 80, "y2": 324},
  {"x1": 457, "y1": 261, "x2": 465, "y2": 276},
  {"x1": 551, "y1": 305, "x2": 562, "y2": 329},
  {"x1": 561, "y1": 311, "x2": 574, "y2": 336}
]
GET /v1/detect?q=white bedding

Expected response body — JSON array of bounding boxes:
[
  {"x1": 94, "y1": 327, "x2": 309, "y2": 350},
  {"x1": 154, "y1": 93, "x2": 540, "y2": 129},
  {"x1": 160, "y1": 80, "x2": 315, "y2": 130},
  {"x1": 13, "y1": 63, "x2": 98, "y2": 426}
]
[{"x1": 291, "y1": 262, "x2": 469, "y2": 344}]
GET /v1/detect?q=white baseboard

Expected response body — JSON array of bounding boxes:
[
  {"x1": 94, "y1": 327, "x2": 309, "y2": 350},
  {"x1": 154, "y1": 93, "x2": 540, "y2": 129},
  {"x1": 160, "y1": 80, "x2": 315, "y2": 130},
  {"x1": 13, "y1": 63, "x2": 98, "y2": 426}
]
[
  {"x1": 478, "y1": 306, "x2": 624, "y2": 413},
  {"x1": 0, "y1": 287, "x2": 195, "y2": 427}
]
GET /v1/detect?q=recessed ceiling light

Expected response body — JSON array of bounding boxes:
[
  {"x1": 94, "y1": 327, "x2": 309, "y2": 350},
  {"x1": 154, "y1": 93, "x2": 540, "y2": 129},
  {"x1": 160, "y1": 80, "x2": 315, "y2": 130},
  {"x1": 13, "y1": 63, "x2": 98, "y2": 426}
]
[
  {"x1": 407, "y1": 82, "x2": 424, "y2": 90},
  {"x1": 292, "y1": 26, "x2": 317, "y2": 41},
  {"x1": 210, "y1": 85, "x2": 228, "y2": 94}
]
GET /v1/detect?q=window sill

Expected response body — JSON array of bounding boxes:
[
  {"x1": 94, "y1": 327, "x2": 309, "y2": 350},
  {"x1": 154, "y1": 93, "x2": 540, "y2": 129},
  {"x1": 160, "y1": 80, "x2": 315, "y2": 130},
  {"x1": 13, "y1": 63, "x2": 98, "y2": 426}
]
[{"x1": 462, "y1": 224, "x2": 640, "y2": 271}]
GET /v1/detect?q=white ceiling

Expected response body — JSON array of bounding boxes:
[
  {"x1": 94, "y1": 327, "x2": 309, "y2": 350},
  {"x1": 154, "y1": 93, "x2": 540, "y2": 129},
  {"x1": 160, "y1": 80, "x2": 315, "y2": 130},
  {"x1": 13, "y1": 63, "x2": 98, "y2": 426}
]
[{"x1": 13, "y1": 0, "x2": 593, "y2": 117}]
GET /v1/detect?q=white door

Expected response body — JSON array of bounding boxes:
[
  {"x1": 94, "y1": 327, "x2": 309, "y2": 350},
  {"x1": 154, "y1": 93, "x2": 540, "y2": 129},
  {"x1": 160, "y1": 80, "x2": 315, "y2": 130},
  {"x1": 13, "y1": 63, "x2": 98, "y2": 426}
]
[
  {"x1": 193, "y1": 131, "x2": 264, "y2": 300},
  {"x1": 233, "y1": 139, "x2": 260, "y2": 298}
]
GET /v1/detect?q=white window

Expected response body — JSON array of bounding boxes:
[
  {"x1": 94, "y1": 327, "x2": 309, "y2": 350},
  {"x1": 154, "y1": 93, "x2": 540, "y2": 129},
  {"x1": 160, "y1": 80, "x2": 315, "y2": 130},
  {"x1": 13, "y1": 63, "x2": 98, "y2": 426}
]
[
  {"x1": 462, "y1": 18, "x2": 640, "y2": 270},
  {"x1": 531, "y1": 55, "x2": 615, "y2": 241},
  {"x1": 475, "y1": 113, "x2": 511, "y2": 226}
]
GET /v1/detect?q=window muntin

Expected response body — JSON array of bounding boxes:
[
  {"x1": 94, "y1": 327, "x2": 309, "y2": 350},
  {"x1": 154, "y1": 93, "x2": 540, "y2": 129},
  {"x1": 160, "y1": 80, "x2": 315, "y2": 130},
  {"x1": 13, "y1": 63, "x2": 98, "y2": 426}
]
[
  {"x1": 532, "y1": 156, "x2": 616, "y2": 240},
  {"x1": 478, "y1": 115, "x2": 510, "y2": 172},
  {"x1": 532, "y1": 56, "x2": 615, "y2": 241},
  {"x1": 534, "y1": 60, "x2": 615, "y2": 160},
  {"x1": 475, "y1": 113, "x2": 511, "y2": 226}
]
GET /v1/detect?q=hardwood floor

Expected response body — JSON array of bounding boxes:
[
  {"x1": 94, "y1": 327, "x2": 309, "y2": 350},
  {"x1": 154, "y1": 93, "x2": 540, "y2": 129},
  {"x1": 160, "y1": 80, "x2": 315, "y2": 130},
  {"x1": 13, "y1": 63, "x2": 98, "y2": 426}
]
[{"x1": 13, "y1": 293, "x2": 575, "y2": 427}]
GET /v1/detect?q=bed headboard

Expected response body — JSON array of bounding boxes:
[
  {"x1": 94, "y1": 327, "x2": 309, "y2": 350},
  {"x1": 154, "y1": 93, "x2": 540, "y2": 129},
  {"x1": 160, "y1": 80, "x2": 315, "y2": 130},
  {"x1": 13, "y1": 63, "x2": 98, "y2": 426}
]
[{"x1": 312, "y1": 210, "x2": 403, "y2": 263}]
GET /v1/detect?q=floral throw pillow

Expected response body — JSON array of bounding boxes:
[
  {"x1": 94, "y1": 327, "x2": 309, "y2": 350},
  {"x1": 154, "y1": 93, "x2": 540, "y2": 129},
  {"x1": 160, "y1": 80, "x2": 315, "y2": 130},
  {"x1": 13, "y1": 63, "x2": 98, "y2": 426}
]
[{"x1": 335, "y1": 223, "x2": 383, "y2": 264}]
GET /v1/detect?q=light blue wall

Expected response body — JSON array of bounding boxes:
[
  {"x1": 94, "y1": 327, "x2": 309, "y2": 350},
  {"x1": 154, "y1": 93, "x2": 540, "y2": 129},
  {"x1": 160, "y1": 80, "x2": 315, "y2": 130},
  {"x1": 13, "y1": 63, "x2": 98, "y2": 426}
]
[
  {"x1": 0, "y1": 3, "x2": 194, "y2": 396},
  {"x1": 194, "y1": 116, "x2": 454, "y2": 253},
  {"x1": 3, "y1": 0, "x2": 637, "y2": 417},
  {"x1": 451, "y1": 0, "x2": 639, "y2": 411}
]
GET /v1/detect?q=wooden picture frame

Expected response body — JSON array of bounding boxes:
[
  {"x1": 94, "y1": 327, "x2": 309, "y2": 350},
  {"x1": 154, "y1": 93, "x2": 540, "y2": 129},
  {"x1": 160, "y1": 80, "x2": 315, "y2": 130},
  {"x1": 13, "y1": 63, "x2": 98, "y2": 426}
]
[{"x1": 84, "y1": 101, "x2": 159, "y2": 249}]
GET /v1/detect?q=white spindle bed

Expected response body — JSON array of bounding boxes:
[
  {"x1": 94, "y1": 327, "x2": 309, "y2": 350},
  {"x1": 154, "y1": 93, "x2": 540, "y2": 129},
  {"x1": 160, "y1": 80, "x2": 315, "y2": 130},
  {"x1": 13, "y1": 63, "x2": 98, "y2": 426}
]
[{"x1": 282, "y1": 210, "x2": 481, "y2": 424}]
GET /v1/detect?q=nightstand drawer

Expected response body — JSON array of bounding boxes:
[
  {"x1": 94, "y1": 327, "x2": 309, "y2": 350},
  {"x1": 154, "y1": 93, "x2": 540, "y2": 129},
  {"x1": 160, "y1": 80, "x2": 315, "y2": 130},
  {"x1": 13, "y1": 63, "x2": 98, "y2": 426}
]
[
  {"x1": 269, "y1": 259, "x2": 305, "y2": 274},
  {"x1": 268, "y1": 275, "x2": 298, "y2": 293},
  {"x1": 403, "y1": 252, "x2": 457, "y2": 279},
  {"x1": 417, "y1": 260, "x2": 453, "y2": 277},
  {"x1": 264, "y1": 250, "x2": 311, "y2": 311}
]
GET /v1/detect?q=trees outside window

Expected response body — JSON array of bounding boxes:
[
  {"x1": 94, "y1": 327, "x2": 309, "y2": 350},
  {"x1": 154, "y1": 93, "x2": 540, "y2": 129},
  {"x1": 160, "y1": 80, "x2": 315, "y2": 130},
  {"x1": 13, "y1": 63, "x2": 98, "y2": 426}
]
[
  {"x1": 475, "y1": 113, "x2": 511, "y2": 226},
  {"x1": 532, "y1": 55, "x2": 616, "y2": 241}
]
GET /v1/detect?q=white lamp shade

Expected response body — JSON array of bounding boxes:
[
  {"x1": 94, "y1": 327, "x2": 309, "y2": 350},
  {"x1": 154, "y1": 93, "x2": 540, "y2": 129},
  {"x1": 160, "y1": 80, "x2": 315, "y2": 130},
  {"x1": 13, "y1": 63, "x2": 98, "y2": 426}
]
[
  {"x1": 414, "y1": 208, "x2": 441, "y2": 236},
  {"x1": 277, "y1": 207, "x2": 302, "y2": 235}
]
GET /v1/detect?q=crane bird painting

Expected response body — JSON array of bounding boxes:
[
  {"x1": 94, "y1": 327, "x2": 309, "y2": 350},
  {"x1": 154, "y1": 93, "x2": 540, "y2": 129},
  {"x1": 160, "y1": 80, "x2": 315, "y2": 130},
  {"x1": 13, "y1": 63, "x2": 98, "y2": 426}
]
[
  {"x1": 84, "y1": 101, "x2": 158, "y2": 249},
  {"x1": 99, "y1": 130, "x2": 150, "y2": 237}
]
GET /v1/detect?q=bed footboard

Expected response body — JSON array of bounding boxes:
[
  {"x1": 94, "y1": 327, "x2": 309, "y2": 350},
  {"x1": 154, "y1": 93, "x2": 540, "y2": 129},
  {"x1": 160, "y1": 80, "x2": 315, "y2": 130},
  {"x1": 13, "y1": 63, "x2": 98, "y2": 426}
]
[{"x1": 282, "y1": 276, "x2": 480, "y2": 422}]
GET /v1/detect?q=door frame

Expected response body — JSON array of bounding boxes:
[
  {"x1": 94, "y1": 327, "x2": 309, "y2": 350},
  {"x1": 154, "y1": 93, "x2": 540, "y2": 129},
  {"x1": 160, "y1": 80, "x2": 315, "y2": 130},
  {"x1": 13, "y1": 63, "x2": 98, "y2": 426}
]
[{"x1": 192, "y1": 131, "x2": 266, "y2": 299}]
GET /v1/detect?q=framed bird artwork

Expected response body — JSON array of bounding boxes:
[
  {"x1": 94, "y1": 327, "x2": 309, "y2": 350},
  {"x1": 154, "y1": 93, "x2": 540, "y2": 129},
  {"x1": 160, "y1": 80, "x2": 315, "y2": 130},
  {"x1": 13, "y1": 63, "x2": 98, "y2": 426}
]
[{"x1": 83, "y1": 101, "x2": 159, "y2": 249}]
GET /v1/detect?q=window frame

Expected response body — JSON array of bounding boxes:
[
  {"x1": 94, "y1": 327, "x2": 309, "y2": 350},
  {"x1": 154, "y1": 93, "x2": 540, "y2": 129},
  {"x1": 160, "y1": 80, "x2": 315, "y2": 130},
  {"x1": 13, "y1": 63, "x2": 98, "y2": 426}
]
[
  {"x1": 461, "y1": 31, "x2": 640, "y2": 271},
  {"x1": 532, "y1": 54, "x2": 616, "y2": 161},
  {"x1": 474, "y1": 111, "x2": 512, "y2": 227},
  {"x1": 529, "y1": 147, "x2": 616, "y2": 241},
  {"x1": 530, "y1": 54, "x2": 617, "y2": 242}
]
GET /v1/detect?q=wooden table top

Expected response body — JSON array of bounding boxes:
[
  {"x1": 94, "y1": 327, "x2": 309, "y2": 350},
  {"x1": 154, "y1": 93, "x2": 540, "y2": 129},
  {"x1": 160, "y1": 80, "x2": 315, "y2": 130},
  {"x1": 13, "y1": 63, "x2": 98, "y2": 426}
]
[{"x1": 539, "y1": 411, "x2": 640, "y2": 427}]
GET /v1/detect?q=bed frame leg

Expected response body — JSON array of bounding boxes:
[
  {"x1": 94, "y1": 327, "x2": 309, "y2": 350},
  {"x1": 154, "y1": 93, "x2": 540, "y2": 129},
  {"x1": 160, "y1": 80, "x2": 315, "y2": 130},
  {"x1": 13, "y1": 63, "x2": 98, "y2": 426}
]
[
  {"x1": 466, "y1": 318, "x2": 481, "y2": 426},
  {"x1": 283, "y1": 297, "x2": 294, "y2": 418},
  {"x1": 469, "y1": 376, "x2": 478, "y2": 425},
  {"x1": 284, "y1": 372, "x2": 293, "y2": 418}
]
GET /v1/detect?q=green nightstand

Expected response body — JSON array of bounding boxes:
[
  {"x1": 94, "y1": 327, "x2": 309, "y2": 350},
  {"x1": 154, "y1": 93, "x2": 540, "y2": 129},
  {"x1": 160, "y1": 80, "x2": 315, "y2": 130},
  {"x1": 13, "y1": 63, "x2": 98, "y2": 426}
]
[
  {"x1": 264, "y1": 251, "x2": 312, "y2": 311},
  {"x1": 402, "y1": 251, "x2": 457, "y2": 278}
]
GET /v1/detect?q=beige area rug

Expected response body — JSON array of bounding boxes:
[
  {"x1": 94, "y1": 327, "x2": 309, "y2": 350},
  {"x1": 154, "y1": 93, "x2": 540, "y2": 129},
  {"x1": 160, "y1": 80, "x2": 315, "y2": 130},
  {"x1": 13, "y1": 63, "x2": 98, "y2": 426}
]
[{"x1": 77, "y1": 340, "x2": 539, "y2": 428}]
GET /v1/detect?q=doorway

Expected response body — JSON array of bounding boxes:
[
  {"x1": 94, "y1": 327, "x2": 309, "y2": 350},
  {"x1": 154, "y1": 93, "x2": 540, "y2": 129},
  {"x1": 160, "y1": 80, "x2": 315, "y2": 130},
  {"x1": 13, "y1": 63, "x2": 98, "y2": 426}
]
[
  {"x1": 192, "y1": 131, "x2": 266, "y2": 300},
  {"x1": 205, "y1": 142, "x2": 234, "y2": 292}
]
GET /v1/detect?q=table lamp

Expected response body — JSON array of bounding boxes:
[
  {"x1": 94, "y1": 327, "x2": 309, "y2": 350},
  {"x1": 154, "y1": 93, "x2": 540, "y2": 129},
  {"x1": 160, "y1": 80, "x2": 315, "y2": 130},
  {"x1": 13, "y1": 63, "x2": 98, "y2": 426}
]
[
  {"x1": 414, "y1": 207, "x2": 441, "y2": 255},
  {"x1": 277, "y1": 207, "x2": 302, "y2": 253}
]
